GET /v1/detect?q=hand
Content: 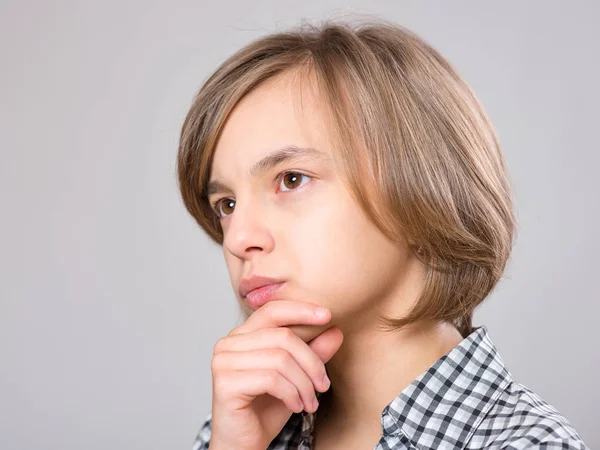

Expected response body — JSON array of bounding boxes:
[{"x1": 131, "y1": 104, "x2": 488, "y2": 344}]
[{"x1": 208, "y1": 300, "x2": 344, "y2": 450}]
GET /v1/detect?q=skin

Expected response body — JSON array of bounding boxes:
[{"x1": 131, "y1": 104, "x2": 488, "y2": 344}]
[{"x1": 208, "y1": 69, "x2": 464, "y2": 447}]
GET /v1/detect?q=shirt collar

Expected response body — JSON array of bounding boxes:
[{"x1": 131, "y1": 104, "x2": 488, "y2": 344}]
[{"x1": 299, "y1": 325, "x2": 513, "y2": 448}]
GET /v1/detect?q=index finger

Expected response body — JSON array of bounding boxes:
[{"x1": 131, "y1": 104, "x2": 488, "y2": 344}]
[{"x1": 229, "y1": 300, "x2": 330, "y2": 336}]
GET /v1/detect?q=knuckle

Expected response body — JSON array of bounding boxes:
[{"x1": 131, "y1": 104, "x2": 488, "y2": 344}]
[
  {"x1": 264, "y1": 369, "x2": 279, "y2": 386},
  {"x1": 272, "y1": 348, "x2": 292, "y2": 369},
  {"x1": 213, "y1": 337, "x2": 226, "y2": 353},
  {"x1": 212, "y1": 371, "x2": 229, "y2": 393},
  {"x1": 227, "y1": 326, "x2": 240, "y2": 337},
  {"x1": 280, "y1": 327, "x2": 296, "y2": 343},
  {"x1": 210, "y1": 353, "x2": 222, "y2": 372}
]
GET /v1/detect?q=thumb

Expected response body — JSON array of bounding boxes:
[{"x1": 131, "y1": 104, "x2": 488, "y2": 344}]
[{"x1": 307, "y1": 326, "x2": 344, "y2": 364}]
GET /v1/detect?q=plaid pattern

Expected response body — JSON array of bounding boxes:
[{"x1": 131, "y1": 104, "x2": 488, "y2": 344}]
[{"x1": 192, "y1": 325, "x2": 588, "y2": 449}]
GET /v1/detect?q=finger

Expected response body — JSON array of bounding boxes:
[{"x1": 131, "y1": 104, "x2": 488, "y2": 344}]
[
  {"x1": 307, "y1": 326, "x2": 345, "y2": 365},
  {"x1": 214, "y1": 369, "x2": 305, "y2": 414},
  {"x1": 212, "y1": 348, "x2": 320, "y2": 413},
  {"x1": 229, "y1": 300, "x2": 331, "y2": 336},
  {"x1": 284, "y1": 322, "x2": 336, "y2": 344},
  {"x1": 214, "y1": 327, "x2": 330, "y2": 392}
]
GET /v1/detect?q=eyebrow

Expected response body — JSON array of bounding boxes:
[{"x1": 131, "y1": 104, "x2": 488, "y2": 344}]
[{"x1": 206, "y1": 145, "x2": 330, "y2": 196}]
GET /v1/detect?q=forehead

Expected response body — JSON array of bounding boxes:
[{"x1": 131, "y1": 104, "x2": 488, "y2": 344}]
[{"x1": 210, "y1": 71, "x2": 333, "y2": 181}]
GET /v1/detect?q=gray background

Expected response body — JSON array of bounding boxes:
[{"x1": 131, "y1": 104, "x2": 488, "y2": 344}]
[{"x1": 1, "y1": 1, "x2": 598, "y2": 448}]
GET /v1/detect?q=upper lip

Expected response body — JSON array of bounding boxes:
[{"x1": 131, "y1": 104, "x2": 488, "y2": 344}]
[{"x1": 238, "y1": 274, "x2": 285, "y2": 298}]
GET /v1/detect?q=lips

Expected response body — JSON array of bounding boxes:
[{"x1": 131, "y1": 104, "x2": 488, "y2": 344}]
[
  {"x1": 238, "y1": 274, "x2": 286, "y2": 308},
  {"x1": 244, "y1": 282, "x2": 286, "y2": 308}
]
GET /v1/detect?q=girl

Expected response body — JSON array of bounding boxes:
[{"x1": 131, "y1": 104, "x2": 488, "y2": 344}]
[{"x1": 177, "y1": 18, "x2": 588, "y2": 450}]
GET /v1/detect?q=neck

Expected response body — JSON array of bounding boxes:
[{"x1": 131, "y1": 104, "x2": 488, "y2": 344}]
[{"x1": 317, "y1": 318, "x2": 464, "y2": 431}]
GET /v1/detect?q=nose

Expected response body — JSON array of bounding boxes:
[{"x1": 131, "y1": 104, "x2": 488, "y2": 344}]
[{"x1": 222, "y1": 196, "x2": 275, "y2": 259}]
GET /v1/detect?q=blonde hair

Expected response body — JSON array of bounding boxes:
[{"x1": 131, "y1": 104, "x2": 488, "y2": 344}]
[{"x1": 177, "y1": 18, "x2": 517, "y2": 338}]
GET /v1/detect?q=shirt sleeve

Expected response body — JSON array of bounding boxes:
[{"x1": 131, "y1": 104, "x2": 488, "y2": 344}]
[{"x1": 192, "y1": 410, "x2": 212, "y2": 450}]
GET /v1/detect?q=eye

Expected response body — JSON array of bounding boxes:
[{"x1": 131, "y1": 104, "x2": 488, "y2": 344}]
[
  {"x1": 211, "y1": 198, "x2": 235, "y2": 219},
  {"x1": 279, "y1": 171, "x2": 311, "y2": 192},
  {"x1": 210, "y1": 171, "x2": 313, "y2": 219}
]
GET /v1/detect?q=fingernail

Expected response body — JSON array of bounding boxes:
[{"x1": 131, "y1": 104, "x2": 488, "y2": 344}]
[{"x1": 315, "y1": 307, "x2": 329, "y2": 318}]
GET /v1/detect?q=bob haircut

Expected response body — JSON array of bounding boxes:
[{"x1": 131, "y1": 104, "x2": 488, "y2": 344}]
[{"x1": 177, "y1": 18, "x2": 516, "y2": 338}]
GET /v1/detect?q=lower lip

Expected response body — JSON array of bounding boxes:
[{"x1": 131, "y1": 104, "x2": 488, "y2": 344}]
[{"x1": 245, "y1": 282, "x2": 286, "y2": 308}]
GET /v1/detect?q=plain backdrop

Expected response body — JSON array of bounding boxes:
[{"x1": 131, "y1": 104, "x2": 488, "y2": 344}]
[{"x1": 1, "y1": 1, "x2": 598, "y2": 448}]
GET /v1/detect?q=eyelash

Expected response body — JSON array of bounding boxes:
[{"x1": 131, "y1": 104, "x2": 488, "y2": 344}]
[{"x1": 210, "y1": 170, "x2": 313, "y2": 219}]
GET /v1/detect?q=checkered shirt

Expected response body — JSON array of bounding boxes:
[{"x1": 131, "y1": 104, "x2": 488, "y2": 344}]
[{"x1": 192, "y1": 325, "x2": 588, "y2": 449}]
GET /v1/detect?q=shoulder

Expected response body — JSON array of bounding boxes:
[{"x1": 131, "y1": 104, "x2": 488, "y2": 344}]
[
  {"x1": 469, "y1": 380, "x2": 589, "y2": 449},
  {"x1": 192, "y1": 411, "x2": 212, "y2": 450}
]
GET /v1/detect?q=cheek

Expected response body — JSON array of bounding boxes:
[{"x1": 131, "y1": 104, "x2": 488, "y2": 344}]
[
  {"x1": 223, "y1": 253, "x2": 240, "y2": 295},
  {"x1": 291, "y1": 197, "x2": 390, "y2": 303}
]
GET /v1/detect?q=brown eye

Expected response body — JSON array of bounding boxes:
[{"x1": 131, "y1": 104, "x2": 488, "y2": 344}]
[
  {"x1": 214, "y1": 199, "x2": 235, "y2": 218},
  {"x1": 280, "y1": 172, "x2": 310, "y2": 192},
  {"x1": 212, "y1": 171, "x2": 312, "y2": 220}
]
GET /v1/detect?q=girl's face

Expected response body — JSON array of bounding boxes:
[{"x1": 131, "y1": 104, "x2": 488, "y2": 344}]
[{"x1": 208, "y1": 71, "x2": 420, "y2": 328}]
